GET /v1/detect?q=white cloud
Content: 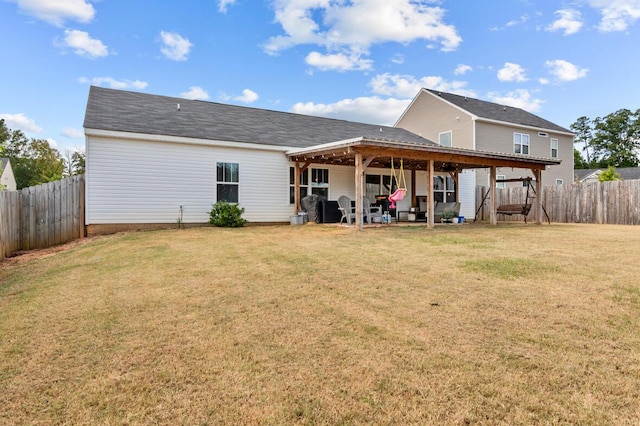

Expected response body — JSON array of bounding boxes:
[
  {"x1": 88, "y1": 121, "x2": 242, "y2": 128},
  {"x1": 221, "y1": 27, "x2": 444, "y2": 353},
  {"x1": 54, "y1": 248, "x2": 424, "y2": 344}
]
[
  {"x1": 491, "y1": 14, "x2": 529, "y2": 31},
  {"x1": 234, "y1": 89, "x2": 259, "y2": 103},
  {"x1": 79, "y1": 77, "x2": 148, "y2": 90},
  {"x1": 62, "y1": 127, "x2": 83, "y2": 138},
  {"x1": 0, "y1": 113, "x2": 43, "y2": 133},
  {"x1": 12, "y1": 0, "x2": 95, "y2": 26},
  {"x1": 588, "y1": 0, "x2": 640, "y2": 32},
  {"x1": 180, "y1": 86, "x2": 210, "y2": 100},
  {"x1": 291, "y1": 96, "x2": 412, "y2": 126},
  {"x1": 545, "y1": 59, "x2": 588, "y2": 81},
  {"x1": 487, "y1": 89, "x2": 543, "y2": 113},
  {"x1": 159, "y1": 31, "x2": 192, "y2": 61},
  {"x1": 454, "y1": 64, "x2": 472, "y2": 75},
  {"x1": 218, "y1": 0, "x2": 236, "y2": 13},
  {"x1": 497, "y1": 62, "x2": 528, "y2": 82},
  {"x1": 369, "y1": 73, "x2": 475, "y2": 98},
  {"x1": 547, "y1": 9, "x2": 583, "y2": 35},
  {"x1": 390, "y1": 54, "x2": 405, "y2": 64},
  {"x1": 305, "y1": 51, "x2": 373, "y2": 71},
  {"x1": 46, "y1": 137, "x2": 58, "y2": 148},
  {"x1": 59, "y1": 29, "x2": 109, "y2": 58},
  {"x1": 264, "y1": 0, "x2": 461, "y2": 70},
  {"x1": 507, "y1": 14, "x2": 530, "y2": 27}
]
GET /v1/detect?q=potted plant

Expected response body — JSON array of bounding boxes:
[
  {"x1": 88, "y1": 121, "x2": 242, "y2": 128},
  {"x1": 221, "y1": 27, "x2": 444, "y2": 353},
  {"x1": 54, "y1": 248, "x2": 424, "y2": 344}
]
[{"x1": 441, "y1": 209, "x2": 458, "y2": 223}]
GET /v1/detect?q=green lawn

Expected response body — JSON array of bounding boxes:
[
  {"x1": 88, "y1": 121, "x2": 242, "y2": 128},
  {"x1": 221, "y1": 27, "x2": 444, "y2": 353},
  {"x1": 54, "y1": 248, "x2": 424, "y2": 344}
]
[{"x1": 1, "y1": 223, "x2": 640, "y2": 425}]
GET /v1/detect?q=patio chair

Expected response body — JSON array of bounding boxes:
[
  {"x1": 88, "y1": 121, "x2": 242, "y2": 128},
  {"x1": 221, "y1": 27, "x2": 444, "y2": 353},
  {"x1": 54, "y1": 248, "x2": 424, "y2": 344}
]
[
  {"x1": 363, "y1": 196, "x2": 382, "y2": 224},
  {"x1": 337, "y1": 195, "x2": 357, "y2": 224}
]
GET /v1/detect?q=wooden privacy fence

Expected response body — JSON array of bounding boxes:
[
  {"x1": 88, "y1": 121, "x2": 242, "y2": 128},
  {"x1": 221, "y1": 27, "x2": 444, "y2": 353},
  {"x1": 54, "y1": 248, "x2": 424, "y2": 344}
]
[
  {"x1": 476, "y1": 179, "x2": 640, "y2": 225},
  {"x1": 0, "y1": 175, "x2": 85, "y2": 260}
]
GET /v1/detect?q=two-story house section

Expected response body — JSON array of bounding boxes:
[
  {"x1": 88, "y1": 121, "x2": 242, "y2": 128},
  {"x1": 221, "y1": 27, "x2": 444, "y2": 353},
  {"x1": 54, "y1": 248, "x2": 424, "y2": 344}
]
[{"x1": 395, "y1": 89, "x2": 574, "y2": 189}]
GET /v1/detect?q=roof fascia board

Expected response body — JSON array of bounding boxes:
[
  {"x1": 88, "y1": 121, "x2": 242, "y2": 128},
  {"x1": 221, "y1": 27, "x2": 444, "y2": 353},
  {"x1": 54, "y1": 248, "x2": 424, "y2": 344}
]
[
  {"x1": 287, "y1": 138, "x2": 560, "y2": 167},
  {"x1": 475, "y1": 117, "x2": 575, "y2": 137},
  {"x1": 286, "y1": 137, "x2": 365, "y2": 155},
  {"x1": 84, "y1": 128, "x2": 292, "y2": 152}
]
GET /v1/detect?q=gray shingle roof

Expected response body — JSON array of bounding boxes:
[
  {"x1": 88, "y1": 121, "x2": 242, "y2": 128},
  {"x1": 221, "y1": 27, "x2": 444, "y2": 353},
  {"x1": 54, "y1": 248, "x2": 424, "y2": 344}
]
[
  {"x1": 84, "y1": 86, "x2": 436, "y2": 148},
  {"x1": 426, "y1": 89, "x2": 572, "y2": 134},
  {"x1": 0, "y1": 158, "x2": 8, "y2": 170},
  {"x1": 576, "y1": 167, "x2": 640, "y2": 181}
]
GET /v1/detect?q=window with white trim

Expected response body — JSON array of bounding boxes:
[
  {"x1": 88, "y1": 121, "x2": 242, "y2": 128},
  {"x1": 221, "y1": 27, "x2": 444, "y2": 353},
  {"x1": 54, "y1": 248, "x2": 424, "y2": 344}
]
[
  {"x1": 217, "y1": 162, "x2": 239, "y2": 203},
  {"x1": 289, "y1": 167, "x2": 309, "y2": 204},
  {"x1": 311, "y1": 168, "x2": 329, "y2": 198},
  {"x1": 514, "y1": 133, "x2": 530, "y2": 155},
  {"x1": 556, "y1": 179, "x2": 564, "y2": 185},
  {"x1": 551, "y1": 138, "x2": 558, "y2": 158},
  {"x1": 433, "y1": 175, "x2": 456, "y2": 203},
  {"x1": 439, "y1": 131, "x2": 452, "y2": 147},
  {"x1": 365, "y1": 174, "x2": 397, "y2": 203},
  {"x1": 496, "y1": 175, "x2": 506, "y2": 189}
]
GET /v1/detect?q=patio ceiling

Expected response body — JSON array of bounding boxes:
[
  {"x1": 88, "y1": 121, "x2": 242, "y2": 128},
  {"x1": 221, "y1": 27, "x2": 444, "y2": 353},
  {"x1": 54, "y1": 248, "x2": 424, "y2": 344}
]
[{"x1": 286, "y1": 137, "x2": 561, "y2": 172}]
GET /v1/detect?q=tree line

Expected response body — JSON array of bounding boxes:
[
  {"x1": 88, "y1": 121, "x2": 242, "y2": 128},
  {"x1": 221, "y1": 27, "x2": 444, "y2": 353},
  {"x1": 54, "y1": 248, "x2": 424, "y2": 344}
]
[
  {"x1": 572, "y1": 108, "x2": 640, "y2": 169},
  {"x1": 1, "y1": 119, "x2": 85, "y2": 190}
]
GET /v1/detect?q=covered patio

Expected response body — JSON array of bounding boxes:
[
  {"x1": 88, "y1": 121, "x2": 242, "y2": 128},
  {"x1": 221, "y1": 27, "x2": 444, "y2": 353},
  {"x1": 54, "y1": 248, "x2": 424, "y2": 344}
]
[{"x1": 287, "y1": 137, "x2": 561, "y2": 230}]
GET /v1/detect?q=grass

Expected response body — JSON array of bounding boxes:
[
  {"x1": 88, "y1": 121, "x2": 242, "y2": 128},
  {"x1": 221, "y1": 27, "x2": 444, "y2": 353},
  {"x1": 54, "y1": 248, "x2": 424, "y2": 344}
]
[{"x1": 1, "y1": 223, "x2": 640, "y2": 425}]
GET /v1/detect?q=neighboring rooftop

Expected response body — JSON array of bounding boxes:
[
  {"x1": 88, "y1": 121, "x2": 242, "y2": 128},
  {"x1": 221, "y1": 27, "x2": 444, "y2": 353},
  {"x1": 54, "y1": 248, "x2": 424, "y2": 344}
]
[
  {"x1": 425, "y1": 89, "x2": 573, "y2": 134},
  {"x1": 1, "y1": 158, "x2": 8, "y2": 170},
  {"x1": 575, "y1": 167, "x2": 640, "y2": 182},
  {"x1": 84, "y1": 86, "x2": 436, "y2": 149}
]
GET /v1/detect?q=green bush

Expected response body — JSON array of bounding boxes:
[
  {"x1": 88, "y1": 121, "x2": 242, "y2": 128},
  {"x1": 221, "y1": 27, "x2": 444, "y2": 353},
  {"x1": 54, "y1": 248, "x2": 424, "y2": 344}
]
[{"x1": 209, "y1": 201, "x2": 247, "y2": 227}]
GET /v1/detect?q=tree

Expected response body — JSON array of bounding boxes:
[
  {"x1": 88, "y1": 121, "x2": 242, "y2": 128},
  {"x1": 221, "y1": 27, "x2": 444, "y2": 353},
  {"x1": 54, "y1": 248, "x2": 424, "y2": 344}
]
[
  {"x1": 570, "y1": 109, "x2": 640, "y2": 168},
  {"x1": 591, "y1": 109, "x2": 640, "y2": 167},
  {"x1": 598, "y1": 166, "x2": 621, "y2": 182},
  {"x1": 573, "y1": 148, "x2": 589, "y2": 169},
  {"x1": 571, "y1": 116, "x2": 594, "y2": 166},
  {"x1": 1, "y1": 122, "x2": 64, "y2": 189},
  {"x1": 63, "y1": 149, "x2": 86, "y2": 176}
]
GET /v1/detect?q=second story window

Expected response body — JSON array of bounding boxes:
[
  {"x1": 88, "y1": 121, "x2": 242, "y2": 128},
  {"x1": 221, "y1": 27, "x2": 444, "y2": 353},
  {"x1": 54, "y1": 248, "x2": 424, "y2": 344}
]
[
  {"x1": 439, "y1": 131, "x2": 452, "y2": 147},
  {"x1": 551, "y1": 138, "x2": 558, "y2": 158},
  {"x1": 514, "y1": 133, "x2": 530, "y2": 155}
]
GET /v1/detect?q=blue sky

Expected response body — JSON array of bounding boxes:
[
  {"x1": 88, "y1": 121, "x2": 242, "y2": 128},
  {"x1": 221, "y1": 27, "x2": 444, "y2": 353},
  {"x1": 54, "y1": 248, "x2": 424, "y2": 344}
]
[{"x1": 1, "y1": 0, "x2": 639, "y2": 154}]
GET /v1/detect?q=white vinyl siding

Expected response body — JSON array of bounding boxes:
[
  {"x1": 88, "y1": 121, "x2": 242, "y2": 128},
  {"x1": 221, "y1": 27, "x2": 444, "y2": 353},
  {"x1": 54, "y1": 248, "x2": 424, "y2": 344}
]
[
  {"x1": 86, "y1": 135, "x2": 293, "y2": 224},
  {"x1": 457, "y1": 170, "x2": 476, "y2": 219}
]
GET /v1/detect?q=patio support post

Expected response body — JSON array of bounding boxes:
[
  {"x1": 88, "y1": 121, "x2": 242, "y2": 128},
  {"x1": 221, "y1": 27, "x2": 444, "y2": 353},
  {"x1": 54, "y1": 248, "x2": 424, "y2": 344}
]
[
  {"x1": 534, "y1": 168, "x2": 542, "y2": 224},
  {"x1": 489, "y1": 166, "x2": 497, "y2": 225},
  {"x1": 411, "y1": 169, "x2": 416, "y2": 208},
  {"x1": 427, "y1": 160, "x2": 434, "y2": 228},
  {"x1": 294, "y1": 161, "x2": 301, "y2": 213},
  {"x1": 355, "y1": 152, "x2": 364, "y2": 231}
]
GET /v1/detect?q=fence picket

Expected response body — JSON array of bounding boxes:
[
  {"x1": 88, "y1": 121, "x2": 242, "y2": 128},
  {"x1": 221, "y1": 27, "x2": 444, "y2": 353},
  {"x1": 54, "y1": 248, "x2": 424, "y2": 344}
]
[{"x1": 0, "y1": 175, "x2": 85, "y2": 260}]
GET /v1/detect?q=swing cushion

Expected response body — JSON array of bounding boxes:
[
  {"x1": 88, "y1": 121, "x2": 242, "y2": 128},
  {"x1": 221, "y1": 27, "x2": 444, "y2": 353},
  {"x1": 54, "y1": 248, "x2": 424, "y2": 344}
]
[{"x1": 497, "y1": 204, "x2": 531, "y2": 215}]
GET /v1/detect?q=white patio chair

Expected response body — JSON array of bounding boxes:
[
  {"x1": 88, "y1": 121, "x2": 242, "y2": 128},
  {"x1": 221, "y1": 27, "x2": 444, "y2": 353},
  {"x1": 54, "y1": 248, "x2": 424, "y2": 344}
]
[
  {"x1": 363, "y1": 196, "x2": 382, "y2": 224},
  {"x1": 337, "y1": 195, "x2": 357, "y2": 224}
]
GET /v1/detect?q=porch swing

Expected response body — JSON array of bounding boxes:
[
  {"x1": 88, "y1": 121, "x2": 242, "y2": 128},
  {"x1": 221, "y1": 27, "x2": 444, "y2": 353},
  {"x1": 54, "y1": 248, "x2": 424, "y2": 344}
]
[
  {"x1": 388, "y1": 158, "x2": 407, "y2": 209},
  {"x1": 475, "y1": 177, "x2": 550, "y2": 224}
]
